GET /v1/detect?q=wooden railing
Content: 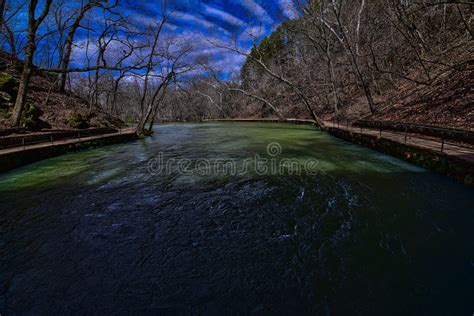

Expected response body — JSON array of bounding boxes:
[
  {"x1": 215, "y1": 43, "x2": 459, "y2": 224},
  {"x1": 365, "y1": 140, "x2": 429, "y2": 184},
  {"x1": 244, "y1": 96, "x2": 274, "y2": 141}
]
[
  {"x1": 326, "y1": 120, "x2": 474, "y2": 154},
  {"x1": 0, "y1": 127, "x2": 131, "y2": 151}
]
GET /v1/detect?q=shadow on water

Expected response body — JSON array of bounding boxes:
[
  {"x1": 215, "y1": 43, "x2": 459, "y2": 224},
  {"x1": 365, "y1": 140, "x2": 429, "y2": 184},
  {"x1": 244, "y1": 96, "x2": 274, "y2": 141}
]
[{"x1": 0, "y1": 123, "x2": 473, "y2": 314}]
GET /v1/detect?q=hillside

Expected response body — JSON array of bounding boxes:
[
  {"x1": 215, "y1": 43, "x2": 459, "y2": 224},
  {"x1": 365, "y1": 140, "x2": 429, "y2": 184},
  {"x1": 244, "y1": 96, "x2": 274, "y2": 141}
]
[
  {"x1": 0, "y1": 51, "x2": 125, "y2": 133},
  {"x1": 220, "y1": 2, "x2": 473, "y2": 131},
  {"x1": 321, "y1": 60, "x2": 474, "y2": 130},
  {"x1": 228, "y1": 59, "x2": 474, "y2": 130},
  {"x1": 366, "y1": 65, "x2": 473, "y2": 129}
]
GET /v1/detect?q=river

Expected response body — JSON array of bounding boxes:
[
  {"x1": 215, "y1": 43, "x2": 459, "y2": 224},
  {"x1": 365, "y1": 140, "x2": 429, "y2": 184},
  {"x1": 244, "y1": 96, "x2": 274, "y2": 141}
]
[{"x1": 0, "y1": 122, "x2": 473, "y2": 314}]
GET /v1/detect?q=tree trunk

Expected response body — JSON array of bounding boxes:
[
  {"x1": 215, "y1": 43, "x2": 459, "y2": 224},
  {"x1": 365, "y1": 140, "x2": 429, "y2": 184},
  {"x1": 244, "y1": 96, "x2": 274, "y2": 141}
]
[
  {"x1": 332, "y1": 5, "x2": 375, "y2": 113},
  {"x1": 0, "y1": 0, "x2": 5, "y2": 30},
  {"x1": 58, "y1": 1, "x2": 101, "y2": 92},
  {"x1": 11, "y1": 28, "x2": 36, "y2": 126},
  {"x1": 111, "y1": 75, "x2": 124, "y2": 115},
  {"x1": 3, "y1": 22, "x2": 17, "y2": 58},
  {"x1": 147, "y1": 95, "x2": 165, "y2": 133},
  {"x1": 11, "y1": 0, "x2": 53, "y2": 127},
  {"x1": 136, "y1": 72, "x2": 173, "y2": 137},
  {"x1": 136, "y1": 103, "x2": 154, "y2": 137},
  {"x1": 326, "y1": 44, "x2": 340, "y2": 113},
  {"x1": 11, "y1": 60, "x2": 33, "y2": 126},
  {"x1": 148, "y1": 114, "x2": 155, "y2": 132}
]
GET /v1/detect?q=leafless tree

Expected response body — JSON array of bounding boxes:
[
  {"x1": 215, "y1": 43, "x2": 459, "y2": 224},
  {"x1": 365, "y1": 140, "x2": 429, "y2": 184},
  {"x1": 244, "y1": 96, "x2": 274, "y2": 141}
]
[
  {"x1": 207, "y1": 36, "x2": 323, "y2": 125},
  {"x1": 11, "y1": 0, "x2": 53, "y2": 127},
  {"x1": 58, "y1": 0, "x2": 114, "y2": 92}
]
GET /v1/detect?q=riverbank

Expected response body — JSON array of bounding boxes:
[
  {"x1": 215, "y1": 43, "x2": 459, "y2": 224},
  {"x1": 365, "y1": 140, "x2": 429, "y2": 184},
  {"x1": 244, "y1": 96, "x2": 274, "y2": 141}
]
[
  {"x1": 326, "y1": 126, "x2": 473, "y2": 186},
  {"x1": 0, "y1": 129, "x2": 137, "y2": 173},
  {"x1": 200, "y1": 118, "x2": 474, "y2": 186},
  {"x1": 2, "y1": 118, "x2": 473, "y2": 186}
]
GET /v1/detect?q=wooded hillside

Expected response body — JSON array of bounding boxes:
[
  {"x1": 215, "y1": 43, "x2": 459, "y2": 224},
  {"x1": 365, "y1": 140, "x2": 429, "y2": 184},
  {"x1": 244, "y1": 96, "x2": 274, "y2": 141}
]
[
  {"x1": 0, "y1": 0, "x2": 472, "y2": 130},
  {"x1": 188, "y1": 0, "x2": 473, "y2": 129},
  {"x1": 0, "y1": 51, "x2": 124, "y2": 131}
]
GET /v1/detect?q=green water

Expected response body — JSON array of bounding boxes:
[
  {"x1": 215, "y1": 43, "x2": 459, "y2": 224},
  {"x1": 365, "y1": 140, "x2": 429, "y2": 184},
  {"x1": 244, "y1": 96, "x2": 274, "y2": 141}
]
[
  {"x1": 0, "y1": 123, "x2": 423, "y2": 190},
  {"x1": 0, "y1": 122, "x2": 473, "y2": 314}
]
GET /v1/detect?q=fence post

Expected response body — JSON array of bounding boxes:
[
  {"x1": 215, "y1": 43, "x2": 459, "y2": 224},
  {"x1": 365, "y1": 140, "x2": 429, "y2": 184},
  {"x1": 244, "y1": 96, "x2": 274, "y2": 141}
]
[
  {"x1": 441, "y1": 138, "x2": 445, "y2": 153},
  {"x1": 379, "y1": 128, "x2": 382, "y2": 138},
  {"x1": 22, "y1": 137, "x2": 25, "y2": 150},
  {"x1": 78, "y1": 131, "x2": 81, "y2": 141},
  {"x1": 404, "y1": 131, "x2": 407, "y2": 144},
  {"x1": 51, "y1": 135, "x2": 53, "y2": 146}
]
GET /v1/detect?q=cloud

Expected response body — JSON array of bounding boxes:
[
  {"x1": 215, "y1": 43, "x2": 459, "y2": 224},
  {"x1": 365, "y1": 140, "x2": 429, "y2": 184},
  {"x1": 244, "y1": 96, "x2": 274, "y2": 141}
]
[
  {"x1": 129, "y1": 13, "x2": 163, "y2": 28},
  {"x1": 171, "y1": 11, "x2": 217, "y2": 30},
  {"x1": 64, "y1": 1, "x2": 293, "y2": 77},
  {"x1": 202, "y1": 5, "x2": 247, "y2": 28},
  {"x1": 170, "y1": 10, "x2": 233, "y2": 38},
  {"x1": 277, "y1": 0, "x2": 299, "y2": 19},
  {"x1": 211, "y1": 52, "x2": 247, "y2": 73},
  {"x1": 70, "y1": 37, "x2": 140, "y2": 66},
  {"x1": 239, "y1": 0, "x2": 273, "y2": 24},
  {"x1": 238, "y1": 24, "x2": 270, "y2": 45}
]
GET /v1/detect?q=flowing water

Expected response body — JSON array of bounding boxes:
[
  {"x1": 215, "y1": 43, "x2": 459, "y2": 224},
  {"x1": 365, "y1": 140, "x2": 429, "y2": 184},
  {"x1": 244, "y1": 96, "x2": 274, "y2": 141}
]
[{"x1": 0, "y1": 122, "x2": 473, "y2": 314}]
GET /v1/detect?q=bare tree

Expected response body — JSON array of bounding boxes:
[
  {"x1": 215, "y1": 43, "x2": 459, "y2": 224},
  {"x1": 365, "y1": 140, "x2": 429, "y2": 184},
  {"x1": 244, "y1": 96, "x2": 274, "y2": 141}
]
[
  {"x1": 208, "y1": 38, "x2": 323, "y2": 126},
  {"x1": 136, "y1": 41, "x2": 195, "y2": 136},
  {"x1": 11, "y1": 0, "x2": 53, "y2": 127},
  {"x1": 58, "y1": 0, "x2": 112, "y2": 92},
  {"x1": 203, "y1": 64, "x2": 285, "y2": 120},
  {"x1": 0, "y1": 0, "x2": 28, "y2": 58}
]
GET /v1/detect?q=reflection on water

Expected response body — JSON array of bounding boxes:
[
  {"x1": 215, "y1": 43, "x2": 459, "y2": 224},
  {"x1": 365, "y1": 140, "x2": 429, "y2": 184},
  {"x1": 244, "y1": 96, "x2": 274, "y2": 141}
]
[{"x1": 0, "y1": 123, "x2": 473, "y2": 314}]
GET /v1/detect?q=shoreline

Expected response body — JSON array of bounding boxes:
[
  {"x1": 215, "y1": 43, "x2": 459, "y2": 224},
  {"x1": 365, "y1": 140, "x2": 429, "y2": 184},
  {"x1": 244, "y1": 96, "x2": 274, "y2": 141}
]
[
  {"x1": 1, "y1": 119, "x2": 473, "y2": 186},
  {"x1": 0, "y1": 130, "x2": 137, "y2": 173},
  {"x1": 193, "y1": 119, "x2": 474, "y2": 186}
]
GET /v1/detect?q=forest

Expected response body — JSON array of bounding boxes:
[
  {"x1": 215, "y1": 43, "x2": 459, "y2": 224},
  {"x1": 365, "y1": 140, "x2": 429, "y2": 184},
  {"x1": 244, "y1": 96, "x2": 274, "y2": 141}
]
[{"x1": 0, "y1": 0, "x2": 472, "y2": 136}]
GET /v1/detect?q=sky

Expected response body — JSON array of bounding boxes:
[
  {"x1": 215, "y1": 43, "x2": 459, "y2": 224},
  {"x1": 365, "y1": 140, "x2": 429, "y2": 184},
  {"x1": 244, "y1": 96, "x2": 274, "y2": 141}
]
[
  {"x1": 121, "y1": 0, "x2": 303, "y2": 74},
  {"x1": 3, "y1": 0, "x2": 303, "y2": 78}
]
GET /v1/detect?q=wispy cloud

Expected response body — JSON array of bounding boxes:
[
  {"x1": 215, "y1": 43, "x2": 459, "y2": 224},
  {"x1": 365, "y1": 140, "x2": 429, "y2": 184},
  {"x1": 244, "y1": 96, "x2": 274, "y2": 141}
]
[
  {"x1": 69, "y1": 0, "x2": 294, "y2": 75},
  {"x1": 277, "y1": 0, "x2": 299, "y2": 19},
  {"x1": 171, "y1": 11, "x2": 217, "y2": 30},
  {"x1": 239, "y1": 0, "x2": 273, "y2": 24},
  {"x1": 202, "y1": 5, "x2": 247, "y2": 27}
]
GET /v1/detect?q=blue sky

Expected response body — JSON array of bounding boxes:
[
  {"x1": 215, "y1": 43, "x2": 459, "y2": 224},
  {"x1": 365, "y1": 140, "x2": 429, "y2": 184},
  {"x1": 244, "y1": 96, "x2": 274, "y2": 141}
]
[
  {"x1": 122, "y1": 0, "x2": 303, "y2": 74},
  {"x1": 3, "y1": 0, "x2": 303, "y2": 77}
]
